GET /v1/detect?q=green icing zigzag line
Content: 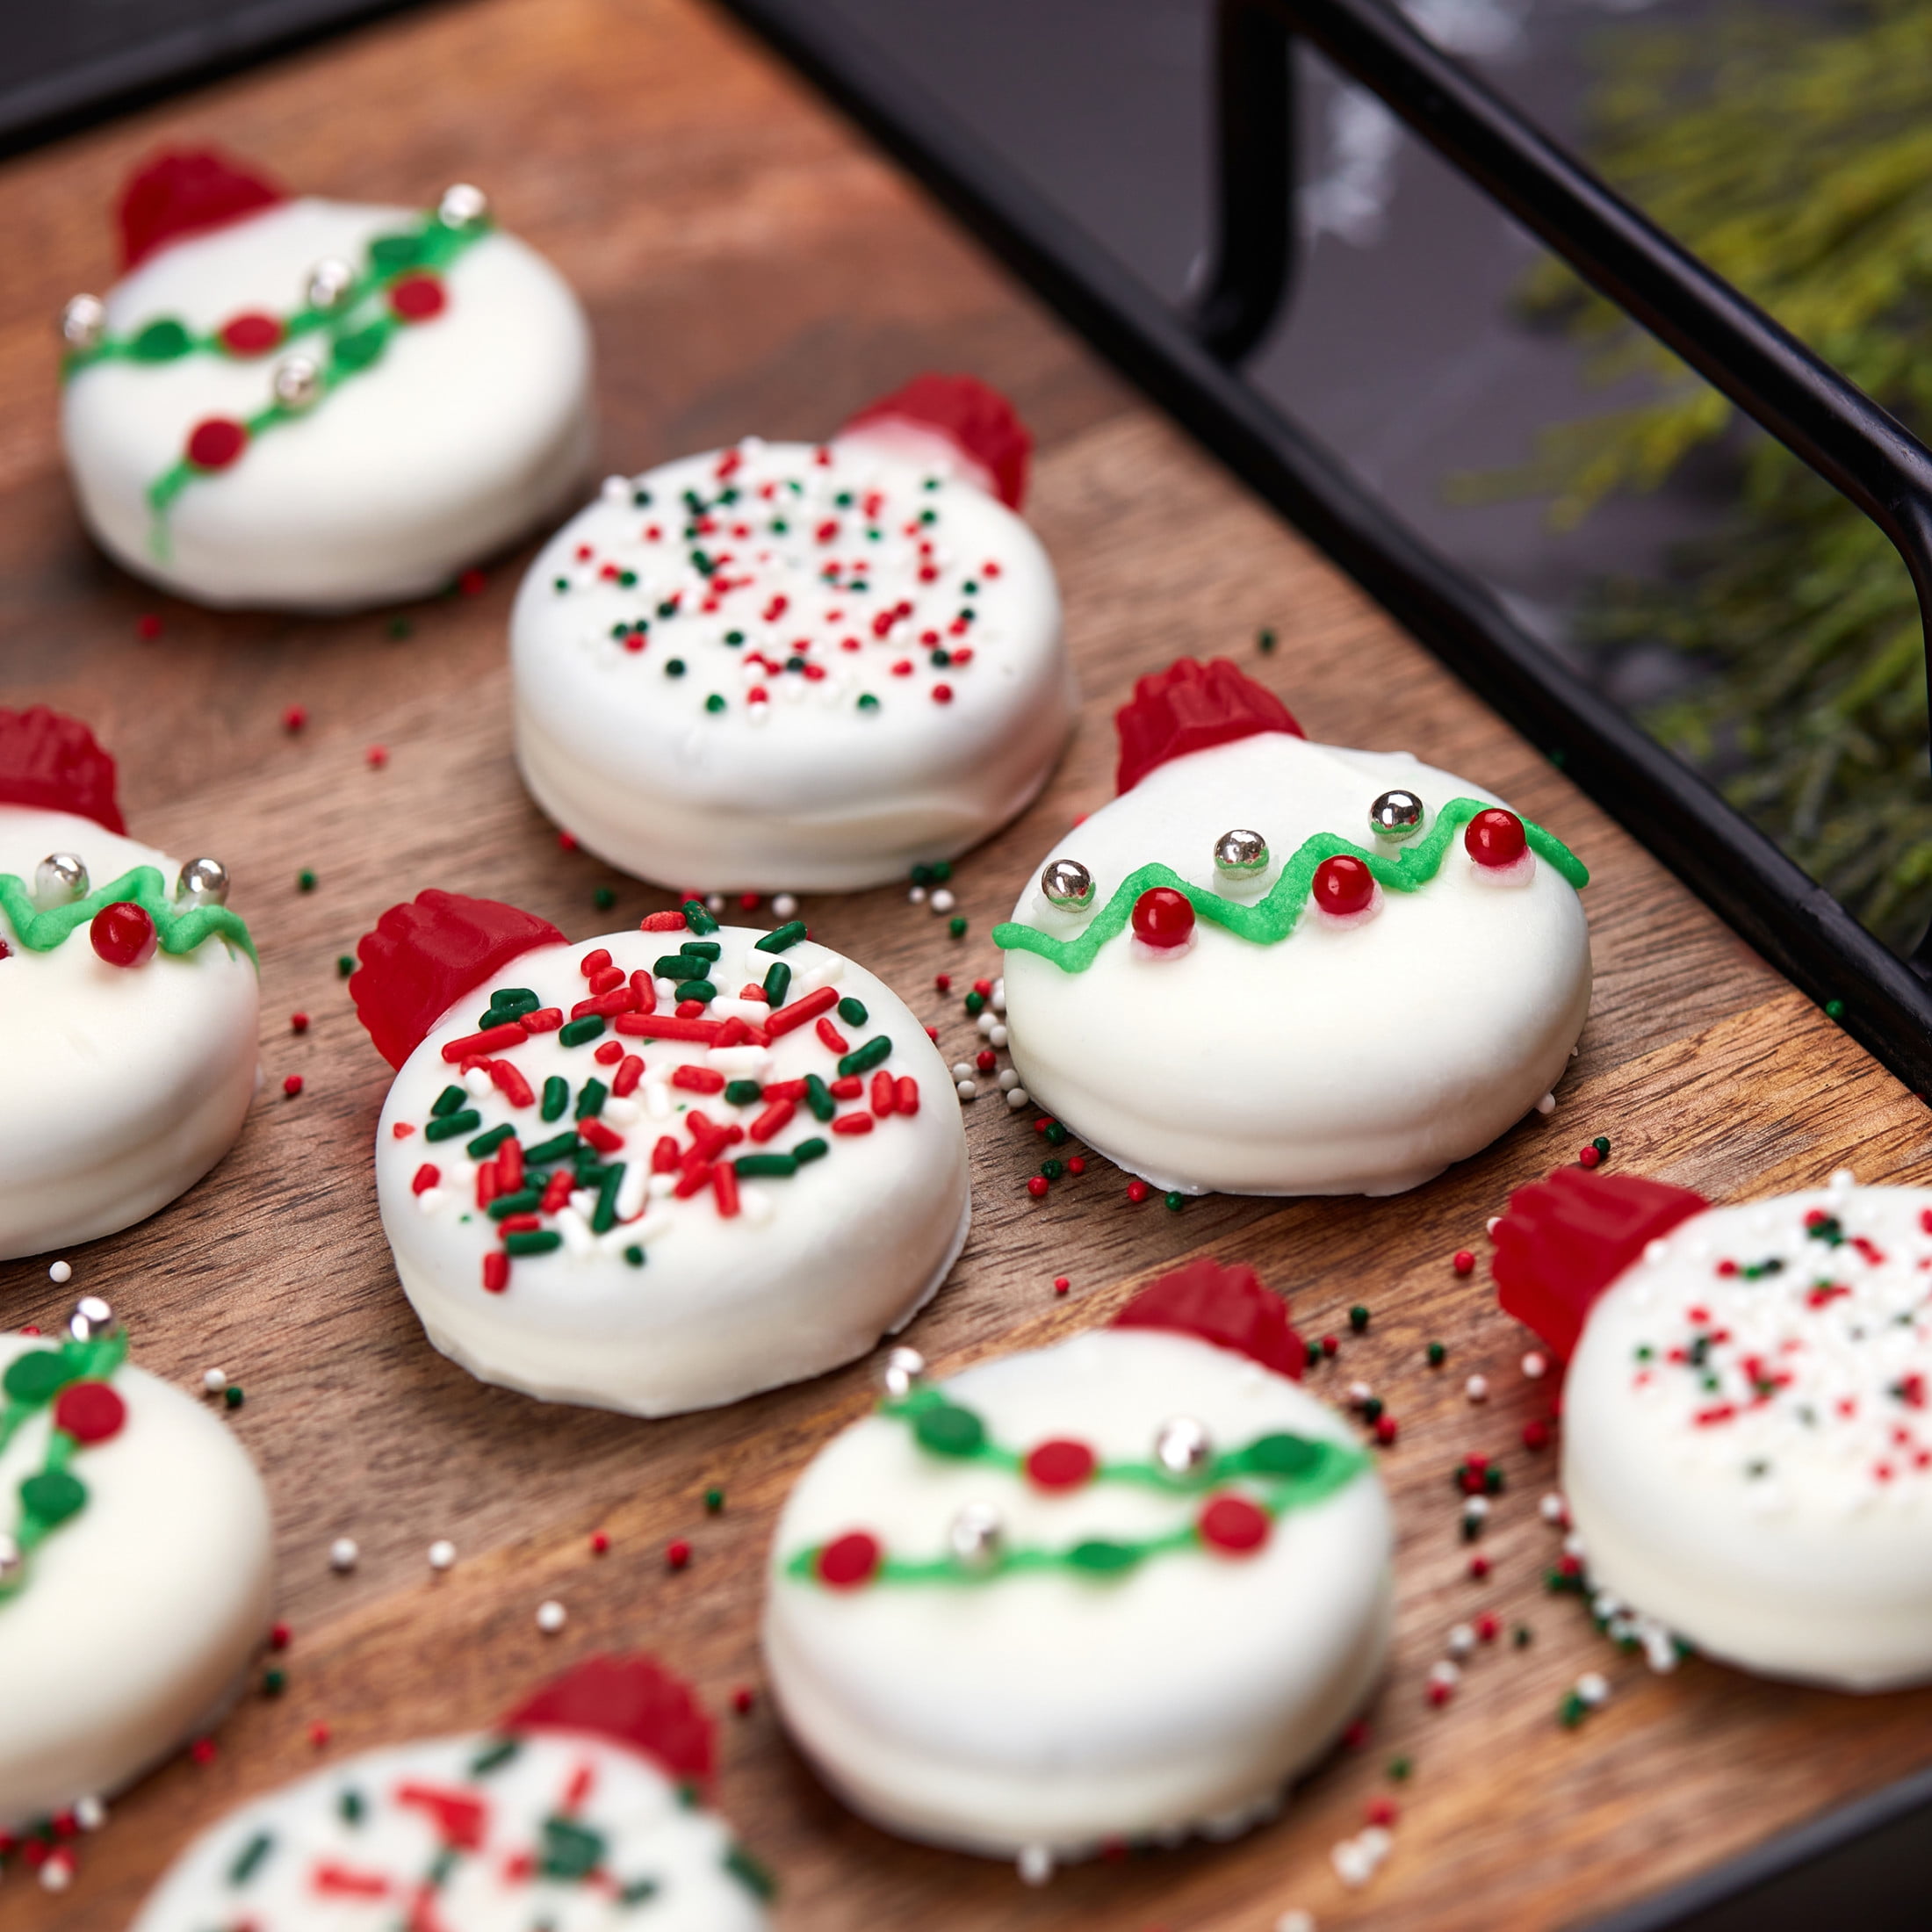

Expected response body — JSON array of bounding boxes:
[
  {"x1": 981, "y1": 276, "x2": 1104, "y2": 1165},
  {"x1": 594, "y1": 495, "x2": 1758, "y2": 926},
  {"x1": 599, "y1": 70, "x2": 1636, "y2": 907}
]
[
  {"x1": 0, "y1": 866, "x2": 256, "y2": 967},
  {"x1": 993, "y1": 796, "x2": 1587, "y2": 975}
]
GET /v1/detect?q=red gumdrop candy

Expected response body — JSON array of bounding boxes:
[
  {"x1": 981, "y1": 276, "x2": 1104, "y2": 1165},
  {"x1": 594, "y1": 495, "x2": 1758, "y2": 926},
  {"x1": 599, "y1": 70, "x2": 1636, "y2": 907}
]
[
  {"x1": 1113, "y1": 1256, "x2": 1304, "y2": 1381},
  {"x1": 817, "y1": 1531, "x2": 882, "y2": 1590},
  {"x1": 1114, "y1": 658, "x2": 1303, "y2": 795},
  {"x1": 1466, "y1": 807, "x2": 1528, "y2": 868},
  {"x1": 91, "y1": 902, "x2": 156, "y2": 968},
  {"x1": 839, "y1": 373, "x2": 1032, "y2": 509},
  {"x1": 1025, "y1": 1439, "x2": 1097, "y2": 1490},
  {"x1": 1492, "y1": 1166, "x2": 1709, "y2": 1360},
  {"x1": 1199, "y1": 1494, "x2": 1271, "y2": 1555},
  {"x1": 1131, "y1": 887, "x2": 1195, "y2": 949},
  {"x1": 219, "y1": 312, "x2": 283, "y2": 356},
  {"x1": 0, "y1": 707, "x2": 124, "y2": 833},
  {"x1": 53, "y1": 1381, "x2": 126, "y2": 1445},
  {"x1": 1312, "y1": 854, "x2": 1374, "y2": 917},
  {"x1": 119, "y1": 150, "x2": 285, "y2": 270},
  {"x1": 350, "y1": 890, "x2": 564, "y2": 1069},
  {"x1": 503, "y1": 1654, "x2": 714, "y2": 1785}
]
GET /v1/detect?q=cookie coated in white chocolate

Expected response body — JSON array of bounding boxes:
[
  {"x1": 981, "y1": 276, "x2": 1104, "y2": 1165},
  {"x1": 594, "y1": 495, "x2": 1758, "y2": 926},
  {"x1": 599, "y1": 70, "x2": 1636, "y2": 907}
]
[
  {"x1": 130, "y1": 1729, "x2": 769, "y2": 1931},
  {"x1": 63, "y1": 198, "x2": 593, "y2": 609},
  {"x1": 510, "y1": 438, "x2": 1072, "y2": 890},
  {"x1": 0, "y1": 1333, "x2": 273, "y2": 1832},
  {"x1": 1564, "y1": 1184, "x2": 1932, "y2": 1690},
  {"x1": 376, "y1": 926, "x2": 970, "y2": 1416},
  {"x1": 0, "y1": 808, "x2": 258, "y2": 1258},
  {"x1": 764, "y1": 1327, "x2": 1392, "y2": 1862},
  {"x1": 1000, "y1": 733, "x2": 1592, "y2": 1196}
]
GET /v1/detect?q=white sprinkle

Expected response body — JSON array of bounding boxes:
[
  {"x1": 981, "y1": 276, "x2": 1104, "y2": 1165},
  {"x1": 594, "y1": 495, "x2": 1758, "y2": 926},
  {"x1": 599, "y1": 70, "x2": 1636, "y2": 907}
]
[
  {"x1": 997, "y1": 1069, "x2": 1021, "y2": 1092},
  {"x1": 929, "y1": 888, "x2": 956, "y2": 914},
  {"x1": 39, "y1": 1853, "x2": 73, "y2": 1892},
  {"x1": 956, "y1": 1081, "x2": 977, "y2": 1100},
  {"x1": 738, "y1": 1185, "x2": 775, "y2": 1228},
  {"x1": 989, "y1": 1023, "x2": 1009, "y2": 1048},
  {"x1": 73, "y1": 1795, "x2": 105, "y2": 1831},
  {"x1": 1465, "y1": 1373, "x2": 1489, "y2": 1403},
  {"x1": 536, "y1": 1599, "x2": 567, "y2": 1634},
  {"x1": 1830, "y1": 1168, "x2": 1856, "y2": 1192},
  {"x1": 428, "y1": 1539, "x2": 456, "y2": 1572},
  {"x1": 1576, "y1": 1670, "x2": 1611, "y2": 1707},
  {"x1": 1446, "y1": 1621, "x2": 1476, "y2": 1660},
  {"x1": 1276, "y1": 1914, "x2": 1316, "y2": 1932},
  {"x1": 991, "y1": 977, "x2": 1005, "y2": 1013},
  {"x1": 465, "y1": 1066, "x2": 494, "y2": 1098},
  {"x1": 1331, "y1": 1838, "x2": 1375, "y2": 1888},
  {"x1": 1522, "y1": 1352, "x2": 1548, "y2": 1380},
  {"x1": 47, "y1": 1259, "x2": 71, "y2": 1285},
  {"x1": 1536, "y1": 1092, "x2": 1556, "y2": 1115},
  {"x1": 1643, "y1": 1238, "x2": 1669, "y2": 1264},
  {"x1": 1358, "y1": 1825, "x2": 1394, "y2": 1864},
  {"x1": 329, "y1": 1537, "x2": 359, "y2": 1573},
  {"x1": 1563, "y1": 1531, "x2": 1589, "y2": 1561},
  {"x1": 1461, "y1": 1495, "x2": 1490, "y2": 1526},
  {"x1": 1346, "y1": 1380, "x2": 1373, "y2": 1408},
  {"x1": 705, "y1": 895, "x2": 724, "y2": 913},
  {"x1": 602, "y1": 1095, "x2": 642, "y2": 1125},
  {"x1": 600, "y1": 473, "x2": 631, "y2": 502},
  {"x1": 416, "y1": 1187, "x2": 446, "y2": 1215},
  {"x1": 1005, "y1": 1088, "x2": 1030, "y2": 1110},
  {"x1": 1427, "y1": 1658, "x2": 1461, "y2": 1688},
  {"x1": 950, "y1": 1061, "x2": 975, "y2": 1079},
  {"x1": 772, "y1": 893, "x2": 798, "y2": 918},
  {"x1": 1539, "y1": 1492, "x2": 1568, "y2": 1525},
  {"x1": 1016, "y1": 1844, "x2": 1053, "y2": 1886},
  {"x1": 909, "y1": 885, "x2": 927, "y2": 905},
  {"x1": 202, "y1": 1367, "x2": 228, "y2": 1395},
  {"x1": 1487, "y1": 1216, "x2": 1502, "y2": 1236}
]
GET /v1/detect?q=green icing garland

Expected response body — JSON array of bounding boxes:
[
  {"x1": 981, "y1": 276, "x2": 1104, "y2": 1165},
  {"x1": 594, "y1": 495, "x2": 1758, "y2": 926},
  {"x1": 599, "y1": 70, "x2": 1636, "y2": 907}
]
[
  {"x1": 62, "y1": 209, "x2": 492, "y2": 556},
  {"x1": 992, "y1": 795, "x2": 1589, "y2": 974},
  {"x1": 0, "y1": 866, "x2": 256, "y2": 966},
  {"x1": 785, "y1": 1385, "x2": 1369, "y2": 1587}
]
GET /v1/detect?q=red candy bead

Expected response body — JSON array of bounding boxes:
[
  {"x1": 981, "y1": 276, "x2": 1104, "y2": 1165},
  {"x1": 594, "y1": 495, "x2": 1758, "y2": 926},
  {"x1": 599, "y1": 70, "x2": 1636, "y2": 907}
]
[
  {"x1": 1465, "y1": 807, "x2": 1527, "y2": 869},
  {"x1": 1198, "y1": 1495, "x2": 1270, "y2": 1555},
  {"x1": 1311, "y1": 854, "x2": 1374, "y2": 917},
  {"x1": 219, "y1": 312, "x2": 283, "y2": 356},
  {"x1": 185, "y1": 417, "x2": 248, "y2": 471},
  {"x1": 53, "y1": 1381, "x2": 126, "y2": 1445},
  {"x1": 817, "y1": 1531, "x2": 881, "y2": 1590},
  {"x1": 1026, "y1": 1176, "x2": 1049, "y2": 1199},
  {"x1": 389, "y1": 273, "x2": 447, "y2": 321},
  {"x1": 1025, "y1": 1439, "x2": 1097, "y2": 1490},
  {"x1": 90, "y1": 901, "x2": 156, "y2": 968},
  {"x1": 1131, "y1": 887, "x2": 1194, "y2": 949}
]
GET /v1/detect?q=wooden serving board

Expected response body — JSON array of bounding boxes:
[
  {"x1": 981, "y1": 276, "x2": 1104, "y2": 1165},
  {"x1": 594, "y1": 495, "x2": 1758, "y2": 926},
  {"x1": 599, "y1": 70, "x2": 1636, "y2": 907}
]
[{"x1": 2, "y1": 1, "x2": 1928, "y2": 1926}]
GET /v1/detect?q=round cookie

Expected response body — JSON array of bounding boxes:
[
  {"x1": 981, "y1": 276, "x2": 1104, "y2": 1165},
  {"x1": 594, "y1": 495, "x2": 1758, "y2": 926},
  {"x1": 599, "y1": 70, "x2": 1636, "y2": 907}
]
[
  {"x1": 1496, "y1": 1166, "x2": 1932, "y2": 1689},
  {"x1": 510, "y1": 373, "x2": 1073, "y2": 890},
  {"x1": 60, "y1": 150, "x2": 592, "y2": 610},
  {"x1": 1, "y1": 1301, "x2": 273, "y2": 1835},
  {"x1": 996, "y1": 658, "x2": 1593, "y2": 1196},
  {"x1": 764, "y1": 1260, "x2": 1392, "y2": 1867},
  {"x1": 0, "y1": 707, "x2": 259, "y2": 1258},
  {"x1": 130, "y1": 1654, "x2": 772, "y2": 1929},
  {"x1": 353, "y1": 892, "x2": 970, "y2": 1415}
]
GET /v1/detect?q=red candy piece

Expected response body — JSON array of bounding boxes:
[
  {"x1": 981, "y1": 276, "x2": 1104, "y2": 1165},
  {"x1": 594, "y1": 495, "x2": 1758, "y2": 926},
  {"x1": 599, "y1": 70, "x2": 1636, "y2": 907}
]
[
  {"x1": 1465, "y1": 807, "x2": 1528, "y2": 869},
  {"x1": 503, "y1": 1654, "x2": 715, "y2": 1785},
  {"x1": 91, "y1": 902, "x2": 156, "y2": 968},
  {"x1": 1112, "y1": 1256, "x2": 1304, "y2": 1381},
  {"x1": 1025, "y1": 1438, "x2": 1097, "y2": 1490},
  {"x1": 1312, "y1": 854, "x2": 1373, "y2": 917},
  {"x1": 1198, "y1": 1494, "x2": 1270, "y2": 1555},
  {"x1": 350, "y1": 890, "x2": 564, "y2": 1069},
  {"x1": 817, "y1": 1531, "x2": 881, "y2": 1590},
  {"x1": 186, "y1": 419, "x2": 248, "y2": 471},
  {"x1": 1131, "y1": 887, "x2": 1194, "y2": 949},
  {"x1": 1492, "y1": 1166, "x2": 1710, "y2": 1360},
  {"x1": 389, "y1": 274, "x2": 447, "y2": 322},
  {"x1": 1114, "y1": 658, "x2": 1303, "y2": 795},
  {"x1": 840, "y1": 373, "x2": 1033, "y2": 510},
  {"x1": 119, "y1": 150, "x2": 285, "y2": 270},
  {"x1": 219, "y1": 312, "x2": 283, "y2": 356},
  {"x1": 0, "y1": 707, "x2": 124, "y2": 832},
  {"x1": 53, "y1": 1381, "x2": 126, "y2": 1445}
]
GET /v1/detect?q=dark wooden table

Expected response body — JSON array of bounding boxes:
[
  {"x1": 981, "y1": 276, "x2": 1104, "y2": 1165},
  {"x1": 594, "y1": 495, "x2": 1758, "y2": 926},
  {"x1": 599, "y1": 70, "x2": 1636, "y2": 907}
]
[{"x1": 2, "y1": 1, "x2": 1928, "y2": 1926}]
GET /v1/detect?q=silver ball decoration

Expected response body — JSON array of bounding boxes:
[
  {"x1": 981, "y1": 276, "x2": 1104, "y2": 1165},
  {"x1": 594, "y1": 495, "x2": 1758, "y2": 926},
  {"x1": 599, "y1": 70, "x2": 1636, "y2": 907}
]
[
  {"x1": 882, "y1": 1345, "x2": 926, "y2": 1400},
  {"x1": 271, "y1": 357, "x2": 321, "y2": 412},
  {"x1": 1154, "y1": 1415, "x2": 1214, "y2": 1481},
  {"x1": 1213, "y1": 828, "x2": 1269, "y2": 878},
  {"x1": 33, "y1": 853, "x2": 89, "y2": 906},
  {"x1": 948, "y1": 1502, "x2": 1005, "y2": 1571},
  {"x1": 437, "y1": 183, "x2": 490, "y2": 229},
  {"x1": 60, "y1": 294, "x2": 106, "y2": 352},
  {"x1": 306, "y1": 257, "x2": 355, "y2": 311},
  {"x1": 68, "y1": 1295, "x2": 114, "y2": 1342},
  {"x1": 176, "y1": 856, "x2": 231, "y2": 906},
  {"x1": 1040, "y1": 858, "x2": 1095, "y2": 912},
  {"x1": 1369, "y1": 789, "x2": 1425, "y2": 842},
  {"x1": 0, "y1": 1534, "x2": 20, "y2": 1586}
]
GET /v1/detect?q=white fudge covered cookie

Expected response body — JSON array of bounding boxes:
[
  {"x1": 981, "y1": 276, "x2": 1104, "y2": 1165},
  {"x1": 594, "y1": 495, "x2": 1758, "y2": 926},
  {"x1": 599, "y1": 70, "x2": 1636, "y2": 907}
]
[
  {"x1": 354, "y1": 892, "x2": 970, "y2": 1416},
  {"x1": 510, "y1": 374, "x2": 1073, "y2": 890},
  {"x1": 130, "y1": 1654, "x2": 772, "y2": 1930},
  {"x1": 764, "y1": 1260, "x2": 1391, "y2": 1866},
  {"x1": 1496, "y1": 1165, "x2": 1932, "y2": 1689},
  {"x1": 997, "y1": 658, "x2": 1593, "y2": 1197},
  {"x1": 60, "y1": 150, "x2": 592, "y2": 609},
  {"x1": 0, "y1": 707, "x2": 258, "y2": 1258},
  {"x1": 1, "y1": 1302, "x2": 273, "y2": 1837}
]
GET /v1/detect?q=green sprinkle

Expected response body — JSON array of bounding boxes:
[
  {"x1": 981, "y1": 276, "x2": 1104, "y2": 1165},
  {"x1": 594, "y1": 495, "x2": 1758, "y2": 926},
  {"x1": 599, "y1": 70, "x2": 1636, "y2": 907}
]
[
  {"x1": 262, "y1": 1668, "x2": 286, "y2": 1697},
  {"x1": 756, "y1": 920, "x2": 807, "y2": 953},
  {"x1": 1514, "y1": 1624, "x2": 1534, "y2": 1648},
  {"x1": 541, "y1": 1076, "x2": 569, "y2": 1123},
  {"x1": 228, "y1": 1831, "x2": 274, "y2": 1885},
  {"x1": 1041, "y1": 1159, "x2": 1065, "y2": 1180},
  {"x1": 1350, "y1": 1304, "x2": 1371, "y2": 1333},
  {"x1": 666, "y1": 659, "x2": 686, "y2": 677},
  {"x1": 504, "y1": 1229, "x2": 563, "y2": 1257},
  {"x1": 1825, "y1": 998, "x2": 1845, "y2": 1020},
  {"x1": 1043, "y1": 1122, "x2": 1068, "y2": 1147},
  {"x1": 680, "y1": 939, "x2": 722, "y2": 962},
  {"x1": 487, "y1": 1189, "x2": 543, "y2": 1221},
  {"x1": 387, "y1": 616, "x2": 413, "y2": 639},
  {"x1": 837, "y1": 1035, "x2": 892, "y2": 1078},
  {"x1": 340, "y1": 1788, "x2": 366, "y2": 1823},
  {"x1": 857, "y1": 693, "x2": 879, "y2": 711},
  {"x1": 1306, "y1": 1339, "x2": 1323, "y2": 1369},
  {"x1": 574, "y1": 1078, "x2": 609, "y2": 1120},
  {"x1": 1258, "y1": 626, "x2": 1277, "y2": 653},
  {"x1": 1388, "y1": 1755, "x2": 1412, "y2": 1782},
  {"x1": 803, "y1": 1073, "x2": 834, "y2": 1121},
  {"x1": 594, "y1": 886, "x2": 616, "y2": 911},
  {"x1": 705, "y1": 693, "x2": 726, "y2": 713},
  {"x1": 468, "y1": 1737, "x2": 521, "y2": 1777},
  {"x1": 963, "y1": 990, "x2": 985, "y2": 1016},
  {"x1": 1427, "y1": 1341, "x2": 1447, "y2": 1366},
  {"x1": 674, "y1": 979, "x2": 716, "y2": 1004},
  {"x1": 837, "y1": 997, "x2": 868, "y2": 1027},
  {"x1": 704, "y1": 1487, "x2": 725, "y2": 1514},
  {"x1": 224, "y1": 1384, "x2": 245, "y2": 1410},
  {"x1": 490, "y1": 988, "x2": 540, "y2": 1018},
  {"x1": 724, "y1": 629, "x2": 744, "y2": 645},
  {"x1": 724, "y1": 1079, "x2": 763, "y2": 1107},
  {"x1": 424, "y1": 1109, "x2": 481, "y2": 1142},
  {"x1": 1592, "y1": 1135, "x2": 1611, "y2": 1156},
  {"x1": 948, "y1": 916, "x2": 967, "y2": 937},
  {"x1": 297, "y1": 869, "x2": 316, "y2": 892},
  {"x1": 652, "y1": 955, "x2": 699, "y2": 978},
  {"x1": 724, "y1": 1844, "x2": 777, "y2": 1900},
  {"x1": 430, "y1": 1084, "x2": 467, "y2": 1117},
  {"x1": 683, "y1": 899, "x2": 719, "y2": 935},
  {"x1": 1164, "y1": 1191, "x2": 1186, "y2": 1212},
  {"x1": 734, "y1": 1152, "x2": 798, "y2": 1178},
  {"x1": 336, "y1": 955, "x2": 355, "y2": 977},
  {"x1": 762, "y1": 961, "x2": 792, "y2": 1006},
  {"x1": 591, "y1": 1164, "x2": 625, "y2": 1235},
  {"x1": 1560, "y1": 1691, "x2": 1588, "y2": 1729},
  {"x1": 559, "y1": 1016, "x2": 606, "y2": 1048},
  {"x1": 624, "y1": 1244, "x2": 645, "y2": 1266},
  {"x1": 466, "y1": 1122, "x2": 515, "y2": 1159},
  {"x1": 792, "y1": 1136, "x2": 827, "y2": 1163}
]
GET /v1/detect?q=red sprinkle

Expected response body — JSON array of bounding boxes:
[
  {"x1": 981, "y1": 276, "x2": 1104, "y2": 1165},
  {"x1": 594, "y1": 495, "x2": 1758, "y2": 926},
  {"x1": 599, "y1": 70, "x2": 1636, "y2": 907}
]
[
  {"x1": 1130, "y1": 886, "x2": 1194, "y2": 949},
  {"x1": 186, "y1": 416, "x2": 248, "y2": 470},
  {"x1": 672, "y1": 1065, "x2": 725, "y2": 1094},
  {"x1": 1026, "y1": 1438, "x2": 1096, "y2": 1489},
  {"x1": 283, "y1": 704, "x2": 307, "y2": 733},
  {"x1": 1453, "y1": 1250, "x2": 1475, "y2": 1275},
  {"x1": 1027, "y1": 1176, "x2": 1049, "y2": 1199},
  {"x1": 816, "y1": 1016, "x2": 850, "y2": 1055},
  {"x1": 482, "y1": 1252, "x2": 509, "y2": 1294},
  {"x1": 442, "y1": 1023, "x2": 526, "y2": 1063},
  {"x1": 832, "y1": 1113, "x2": 874, "y2": 1135},
  {"x1": 817, "y1": 1532, "x2": 880, "y2": 1590},
  {"x1": 412, "y1": 1164, "x2": 440, "y2": 1195},
  {"x1": 1312, "y1": 854, "x2": 1374, "y2": 917},
  {"x1": 282, "y1": 1073, "x2": 304, "y2": 1098},
  {"x1": 591, "y1": 1531, "x2": 610, "y2": 1554},
  {"x1": 666, "y1": 1539, "x2": 692, "y2": 1572},
  {"x1": 135, "y1": 612, "x2": 163, "y2": 640},
  {"x1": 291, "y1": 1012, "x2": 310, "y2": 1033},
  {"x1": 1465, "y1": 807, "x2": 1528, "y2": 868},
  {"x1": 1126, "y1": 1180, "x2": 1151, "y2": 1203}
]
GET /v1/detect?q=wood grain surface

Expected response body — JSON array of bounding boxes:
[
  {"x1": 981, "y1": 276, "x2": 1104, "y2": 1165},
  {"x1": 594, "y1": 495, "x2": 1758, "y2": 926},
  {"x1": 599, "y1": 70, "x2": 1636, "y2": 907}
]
[{"x1": 3, "y1": 1, "x2": 1928, "y2": 1926}]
